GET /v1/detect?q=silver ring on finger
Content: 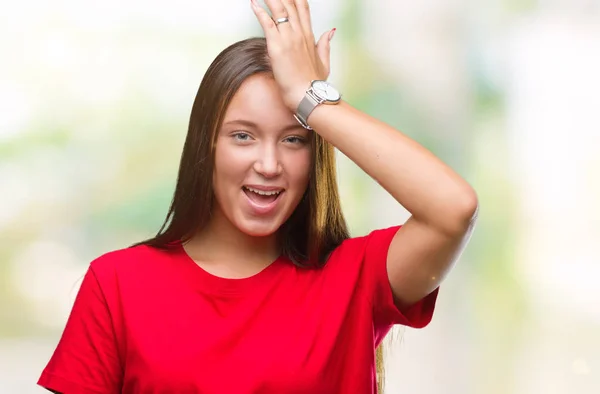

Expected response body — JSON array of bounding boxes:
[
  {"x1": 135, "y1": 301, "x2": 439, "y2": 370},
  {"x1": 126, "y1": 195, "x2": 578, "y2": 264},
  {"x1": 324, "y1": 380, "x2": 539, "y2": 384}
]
[{"x1": 275, "y1": 17, "x2": 289, "y2": 25}]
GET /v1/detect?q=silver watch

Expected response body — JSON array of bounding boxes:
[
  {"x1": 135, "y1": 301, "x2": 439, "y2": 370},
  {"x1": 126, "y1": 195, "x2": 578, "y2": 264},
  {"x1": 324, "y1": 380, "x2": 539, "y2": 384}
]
[{"x1": 293, "y1": 80, "x2": 342, "y2": 130}]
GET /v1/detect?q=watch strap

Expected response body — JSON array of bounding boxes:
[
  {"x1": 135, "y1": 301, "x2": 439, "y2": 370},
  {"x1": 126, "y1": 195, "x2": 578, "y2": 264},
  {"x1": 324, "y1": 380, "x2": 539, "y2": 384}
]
[{"x1": 294, "y1": 89, "x2": 321, "y2": 130}]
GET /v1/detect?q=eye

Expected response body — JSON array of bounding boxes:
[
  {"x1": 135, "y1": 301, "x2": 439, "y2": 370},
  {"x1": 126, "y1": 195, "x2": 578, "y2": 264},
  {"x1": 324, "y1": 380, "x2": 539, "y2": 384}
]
[
  {"x1": 283, "y1": 135, "x2": 306, "y2": 144},
  {"x1": 232, "y1": 132, "x2": 253, "y2": 142}
]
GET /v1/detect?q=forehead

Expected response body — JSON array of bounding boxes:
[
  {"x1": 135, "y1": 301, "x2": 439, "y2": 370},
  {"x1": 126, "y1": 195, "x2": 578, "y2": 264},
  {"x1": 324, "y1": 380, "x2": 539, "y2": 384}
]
[{"x1": 223, "y1": 74, "x2": 298, "y2": 129}]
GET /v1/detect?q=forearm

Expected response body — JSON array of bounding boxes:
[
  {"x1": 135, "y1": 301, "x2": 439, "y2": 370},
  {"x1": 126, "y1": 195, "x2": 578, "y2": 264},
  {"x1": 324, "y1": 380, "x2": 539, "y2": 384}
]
[{"x1": 308, "y1": 100, "x2": 478, "y2": 233}]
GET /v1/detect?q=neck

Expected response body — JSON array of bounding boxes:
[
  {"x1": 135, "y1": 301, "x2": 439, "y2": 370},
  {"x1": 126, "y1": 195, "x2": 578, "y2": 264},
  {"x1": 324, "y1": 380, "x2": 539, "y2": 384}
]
[{"x1": 186, "y1": 208, "x2": 280, "y2": 271}]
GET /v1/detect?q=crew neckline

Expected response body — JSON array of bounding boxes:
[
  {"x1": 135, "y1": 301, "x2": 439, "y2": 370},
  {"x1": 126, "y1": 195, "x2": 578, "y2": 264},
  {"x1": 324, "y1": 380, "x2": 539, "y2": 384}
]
[{"x1": 171, "y1": 242, "x2": 287, "y2": 296}]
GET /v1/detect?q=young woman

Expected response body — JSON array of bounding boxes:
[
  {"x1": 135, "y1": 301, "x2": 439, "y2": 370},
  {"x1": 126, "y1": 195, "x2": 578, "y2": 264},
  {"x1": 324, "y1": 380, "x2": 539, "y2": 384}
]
[{"x1": 38, "y1": 0, "x2": 478, "y2": 393}]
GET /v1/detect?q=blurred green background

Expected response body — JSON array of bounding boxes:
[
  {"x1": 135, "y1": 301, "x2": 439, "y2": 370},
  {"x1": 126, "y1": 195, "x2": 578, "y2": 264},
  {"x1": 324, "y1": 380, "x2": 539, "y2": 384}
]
[{"x1": 1, "y1": 0, "x2": 599, "y2": 393}]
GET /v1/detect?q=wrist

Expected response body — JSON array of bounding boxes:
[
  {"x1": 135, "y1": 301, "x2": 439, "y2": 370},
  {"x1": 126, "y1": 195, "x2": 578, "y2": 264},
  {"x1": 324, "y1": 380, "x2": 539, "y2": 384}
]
[
  {"x1": 285, "y1": 83, "x2": 312, "y2": 113},
  {"x1": 291, "y1": 80, "x2": 342, "y2": 130},
  {"x1": 305, "y1": 99, "x2": 346, "y2": 128}
]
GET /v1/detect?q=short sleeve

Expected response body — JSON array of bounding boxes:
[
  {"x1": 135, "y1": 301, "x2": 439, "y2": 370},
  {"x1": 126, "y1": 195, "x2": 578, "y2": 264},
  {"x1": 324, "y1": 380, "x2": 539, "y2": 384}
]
[
  {"x1": 362, "y1": 226, "x2": 439, "y2": 341},
  {"x1": 38, "y1": 265, "x2": 123, "y2": 393}
]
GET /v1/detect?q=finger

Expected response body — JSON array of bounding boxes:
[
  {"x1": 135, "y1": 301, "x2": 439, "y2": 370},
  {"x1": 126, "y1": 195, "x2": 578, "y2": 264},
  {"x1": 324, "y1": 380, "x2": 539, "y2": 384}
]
[
  {"x1": 294, "y1": 0, "x2": 314, "y2": 42},
  {"x1": 264, "y1": 0, "x2": 293, "y2": 35},
  {"x1": 280, "y1": 0, "x2": 302, "y2": 32},
  {"x1": 251, "y1": 0, "x2": 278, "y2": 39},
  {"x1": 264, "y1": 0, "x2": 288, "y2": 22},
  {"x1": 316, "y1": 28, "x2": 335, "y2": 75}
]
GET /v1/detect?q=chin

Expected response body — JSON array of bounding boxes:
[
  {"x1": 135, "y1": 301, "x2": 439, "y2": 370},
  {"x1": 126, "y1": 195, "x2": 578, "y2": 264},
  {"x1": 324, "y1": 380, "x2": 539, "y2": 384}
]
[{"x1": 236, "y1": 219, "x2": 282, "y2": 238}]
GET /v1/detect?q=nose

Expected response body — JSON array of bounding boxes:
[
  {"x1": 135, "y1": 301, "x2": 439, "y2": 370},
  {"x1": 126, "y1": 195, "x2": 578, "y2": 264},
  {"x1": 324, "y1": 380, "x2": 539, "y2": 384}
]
[{"x1": 253, "y1": 144, "x2": 282, "y2": 178}]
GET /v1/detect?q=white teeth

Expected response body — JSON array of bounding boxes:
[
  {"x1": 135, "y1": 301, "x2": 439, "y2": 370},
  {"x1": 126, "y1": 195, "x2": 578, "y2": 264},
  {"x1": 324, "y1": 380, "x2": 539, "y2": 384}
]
[{"x1": 244, "y1": 187, "x2": 282, "y2": 196}]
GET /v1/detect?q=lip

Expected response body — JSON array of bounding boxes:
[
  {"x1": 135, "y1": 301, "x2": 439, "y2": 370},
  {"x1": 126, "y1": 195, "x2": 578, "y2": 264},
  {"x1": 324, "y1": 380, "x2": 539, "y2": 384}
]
[{"x1": 242, "y1": 188, "x2": 284, "y2": 215}]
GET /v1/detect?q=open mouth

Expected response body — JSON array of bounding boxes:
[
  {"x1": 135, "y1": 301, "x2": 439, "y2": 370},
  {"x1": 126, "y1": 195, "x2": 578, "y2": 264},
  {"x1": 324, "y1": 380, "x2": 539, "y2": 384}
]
[{"x1": 242, "y1": 186, "x2": 284, "y2": 206}]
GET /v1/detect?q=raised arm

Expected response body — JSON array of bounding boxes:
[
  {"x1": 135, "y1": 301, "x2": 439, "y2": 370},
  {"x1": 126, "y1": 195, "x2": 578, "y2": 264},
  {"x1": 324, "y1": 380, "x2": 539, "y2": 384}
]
[
  {"x1": 251, "y1": 0, "x2": 478, "y2": 309},
  {"x1": 309, "y1": 102, "x2": 478, "y2": 308}
]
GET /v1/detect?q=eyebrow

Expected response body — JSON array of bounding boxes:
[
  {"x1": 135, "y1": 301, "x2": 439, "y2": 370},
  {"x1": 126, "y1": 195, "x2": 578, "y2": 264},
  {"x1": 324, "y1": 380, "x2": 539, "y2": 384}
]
[{"x1": 223, "y1": 119, "x2": 306, "y2": 132}]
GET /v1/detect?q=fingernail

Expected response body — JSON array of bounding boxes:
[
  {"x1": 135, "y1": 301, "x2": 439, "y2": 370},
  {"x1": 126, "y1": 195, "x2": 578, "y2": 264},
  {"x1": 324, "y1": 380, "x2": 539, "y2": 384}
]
[{"x1": 328, "y1": 28, "x2": 336, "y2": 41}]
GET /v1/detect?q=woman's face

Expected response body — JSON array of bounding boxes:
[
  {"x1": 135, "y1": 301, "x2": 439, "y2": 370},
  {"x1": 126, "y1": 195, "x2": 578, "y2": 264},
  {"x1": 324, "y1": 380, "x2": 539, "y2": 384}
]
[{"x1": 212, "y1": 73, "x2": 312, "y2": 237}]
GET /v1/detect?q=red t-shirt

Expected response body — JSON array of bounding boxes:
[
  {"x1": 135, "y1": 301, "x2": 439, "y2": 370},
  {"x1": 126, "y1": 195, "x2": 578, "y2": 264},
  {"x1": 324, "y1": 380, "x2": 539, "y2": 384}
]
[{"x1": 38, "y1": 226, "x2": 438, "y2": 393}]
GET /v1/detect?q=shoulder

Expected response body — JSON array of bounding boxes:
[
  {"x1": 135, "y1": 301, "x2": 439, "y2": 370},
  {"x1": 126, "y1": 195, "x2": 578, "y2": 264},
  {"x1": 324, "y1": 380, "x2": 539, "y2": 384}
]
[
  {"x1": 323, "y1": 225, "x2": 401, "y2": 271},
  {"x1": 88, "y1": 243, "x2": 173, "y2": 284},
  {"x1": 89, "y1": 243, "x2": 153, "y2": 271},
  {"x1": 331, "y1": 226, "x2": 401, "y2": 258}
]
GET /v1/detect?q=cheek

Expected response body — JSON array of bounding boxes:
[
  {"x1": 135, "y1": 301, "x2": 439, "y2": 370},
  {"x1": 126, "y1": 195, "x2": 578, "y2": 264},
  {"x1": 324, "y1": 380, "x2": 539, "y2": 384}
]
[
  {"x1": 284, "y1": 149, "x2": 312, "y2": 189},
  {"x1": 213, "y1": 143, "x2": 248, "y2": 198},
  {"x1": 215, "y1": 138, "x2": 256, "y2": 175}
]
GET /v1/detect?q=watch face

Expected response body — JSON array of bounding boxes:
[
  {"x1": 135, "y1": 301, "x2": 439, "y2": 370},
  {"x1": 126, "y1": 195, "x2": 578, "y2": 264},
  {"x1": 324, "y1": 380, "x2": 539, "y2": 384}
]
[{"x1": 312, "y1": 80, "x2": 341, "y2": 102}]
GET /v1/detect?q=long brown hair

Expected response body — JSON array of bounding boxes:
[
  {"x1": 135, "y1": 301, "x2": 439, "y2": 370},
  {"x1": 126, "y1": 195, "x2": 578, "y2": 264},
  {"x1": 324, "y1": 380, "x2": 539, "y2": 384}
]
[{"x1": 133, "y1": 37, "x2": 386, "y2": 391}]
